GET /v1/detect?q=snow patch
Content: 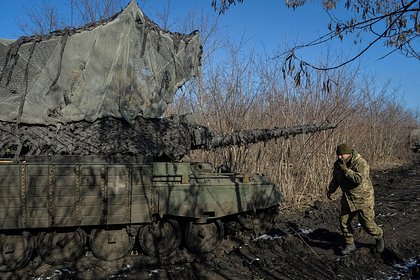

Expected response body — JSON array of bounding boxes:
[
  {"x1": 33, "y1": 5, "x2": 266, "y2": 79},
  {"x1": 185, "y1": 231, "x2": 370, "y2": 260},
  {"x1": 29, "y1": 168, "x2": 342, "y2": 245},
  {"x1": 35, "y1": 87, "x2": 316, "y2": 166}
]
[
  {"x1": 33, "y1": 268, "x2": 75, "y2": 280},
  {"x1": 252, "y1": 234, "x2": 283, "y2": 241},
  {"x1": 148, "y1": 269, "x2": 160, "y2": 277}
]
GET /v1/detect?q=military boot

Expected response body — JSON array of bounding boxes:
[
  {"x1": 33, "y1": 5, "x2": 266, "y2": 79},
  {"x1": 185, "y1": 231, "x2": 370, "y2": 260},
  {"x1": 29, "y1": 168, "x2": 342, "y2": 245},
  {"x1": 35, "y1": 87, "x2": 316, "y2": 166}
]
[
  {"x1": 376, "y1": 237, "x2": 385, "y2": 253},
  {"x1": 341, "y1": 243, "x2": 356, "y2": 255}
]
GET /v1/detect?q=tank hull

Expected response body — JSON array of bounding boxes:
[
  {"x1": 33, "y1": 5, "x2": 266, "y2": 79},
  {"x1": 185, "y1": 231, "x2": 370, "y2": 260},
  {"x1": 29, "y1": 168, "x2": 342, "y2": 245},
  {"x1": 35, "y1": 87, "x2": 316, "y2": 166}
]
[{"x1": 0, "y1": 156, "x2": 281, "y2": 271}]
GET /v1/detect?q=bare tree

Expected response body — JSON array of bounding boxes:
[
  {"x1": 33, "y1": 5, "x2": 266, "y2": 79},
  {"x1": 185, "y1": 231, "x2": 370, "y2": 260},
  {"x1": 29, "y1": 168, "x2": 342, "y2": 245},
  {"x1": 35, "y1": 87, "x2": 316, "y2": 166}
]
[
  {"x1": 69, "y1": 0, "x2": 125, "y2": 25},
  {"x1": 19, "y1": 0, "x2": 66, "y2": 36},
  {"x1": 19, "y1": 0, "x2": 125, "y2": 36},
  {"x1": 211, "y1": 1, "x2": 420, "y2": 66},
  {"x1": 211, "y1": 0, "x2": 244, "y2": 15}
]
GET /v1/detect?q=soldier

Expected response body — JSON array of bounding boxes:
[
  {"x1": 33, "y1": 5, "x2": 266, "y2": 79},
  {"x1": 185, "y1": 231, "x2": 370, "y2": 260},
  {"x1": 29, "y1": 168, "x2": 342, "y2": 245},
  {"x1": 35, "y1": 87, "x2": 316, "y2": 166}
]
[{"x1": 327, "y1": 143, "x2": 384, "y2": 255}]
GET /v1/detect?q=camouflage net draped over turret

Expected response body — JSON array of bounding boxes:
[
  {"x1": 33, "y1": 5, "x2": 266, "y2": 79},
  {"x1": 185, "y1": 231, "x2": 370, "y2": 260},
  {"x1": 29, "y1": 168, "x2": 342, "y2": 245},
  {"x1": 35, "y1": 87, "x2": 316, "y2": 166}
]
[
  {"x1": 0, "y1": 0, "x2": 201, "y2": 125},
  {"x1": 0, "y1": 116, "x2": 336, "y2": 160},
  {"x1": 0, "y1": 1, "x2": 337, "y2": 160},
  {"x1": 0, "y1": 117, "x2": 194, "y2": 160},
  {"x1": 0, "y1": 1, "x2": 203, "y2": 159}
]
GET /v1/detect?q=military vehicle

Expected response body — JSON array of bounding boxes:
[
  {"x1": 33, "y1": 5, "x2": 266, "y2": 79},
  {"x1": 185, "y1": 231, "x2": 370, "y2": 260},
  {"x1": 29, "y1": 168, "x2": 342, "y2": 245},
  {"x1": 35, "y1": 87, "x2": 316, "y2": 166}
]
[
  {"x1": 0, "y1": 121, "x2": 336, "y2": 271},
  {"x1": 410, "y1": 129, "x2": 420, "y2": 153},
  {"x1": 0, "y1": 0, "x2": 337, "y2": 271}
]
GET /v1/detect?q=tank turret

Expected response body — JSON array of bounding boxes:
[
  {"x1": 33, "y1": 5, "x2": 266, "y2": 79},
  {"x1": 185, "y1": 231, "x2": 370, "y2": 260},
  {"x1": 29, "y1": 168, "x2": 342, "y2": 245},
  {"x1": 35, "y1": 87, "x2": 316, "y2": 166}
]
[
  {"x1": 0, "y1": 1, "x2": 336, "y2": 160},
  {"x1": 0, "y1": 114, "x2": 336, "y2": 160}
]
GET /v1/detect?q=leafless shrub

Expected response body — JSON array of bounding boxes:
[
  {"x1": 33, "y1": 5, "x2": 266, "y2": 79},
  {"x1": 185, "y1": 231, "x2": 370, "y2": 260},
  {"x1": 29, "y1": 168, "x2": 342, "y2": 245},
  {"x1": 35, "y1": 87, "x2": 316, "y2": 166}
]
[{"x1": 19, "y1": 0, "x2": 125, "y2": 35}]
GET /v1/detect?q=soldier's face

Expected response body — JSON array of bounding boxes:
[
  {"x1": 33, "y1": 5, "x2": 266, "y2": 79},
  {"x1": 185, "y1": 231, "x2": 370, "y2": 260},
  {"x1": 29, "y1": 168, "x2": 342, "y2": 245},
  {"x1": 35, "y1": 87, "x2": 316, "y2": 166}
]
[{"x1": 337, "y1": 154, "x2": 351, "y2": 161}]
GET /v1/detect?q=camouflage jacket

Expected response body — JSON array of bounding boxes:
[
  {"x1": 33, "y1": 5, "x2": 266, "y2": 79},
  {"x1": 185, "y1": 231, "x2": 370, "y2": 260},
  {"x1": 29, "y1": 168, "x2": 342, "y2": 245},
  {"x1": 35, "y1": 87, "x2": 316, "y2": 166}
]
[{"x1": 328, "y1": 151, "x2": 375, "y2": 212}]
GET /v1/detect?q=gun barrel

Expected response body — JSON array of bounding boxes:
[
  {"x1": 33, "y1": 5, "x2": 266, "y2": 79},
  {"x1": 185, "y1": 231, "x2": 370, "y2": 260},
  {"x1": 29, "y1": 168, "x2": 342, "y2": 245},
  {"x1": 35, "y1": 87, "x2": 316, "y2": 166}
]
[{"x1": 208, "y1": 123, "x2": 337, "y2": 149}]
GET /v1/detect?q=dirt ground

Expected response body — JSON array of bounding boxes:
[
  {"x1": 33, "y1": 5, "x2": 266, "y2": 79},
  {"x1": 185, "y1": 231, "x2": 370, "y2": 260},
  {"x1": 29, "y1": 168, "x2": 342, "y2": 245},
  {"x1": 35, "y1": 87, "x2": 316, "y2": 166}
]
[{"x1": 2, "y1": 155, "x2": 420, "y2": 280}]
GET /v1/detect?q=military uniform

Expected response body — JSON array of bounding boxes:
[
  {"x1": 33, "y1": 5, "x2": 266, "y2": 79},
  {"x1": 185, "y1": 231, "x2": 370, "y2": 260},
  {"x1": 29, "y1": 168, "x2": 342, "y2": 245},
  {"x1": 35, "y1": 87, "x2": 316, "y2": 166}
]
[{"x1": 328, "y1": 150, "x2": 383, "y2": 247}]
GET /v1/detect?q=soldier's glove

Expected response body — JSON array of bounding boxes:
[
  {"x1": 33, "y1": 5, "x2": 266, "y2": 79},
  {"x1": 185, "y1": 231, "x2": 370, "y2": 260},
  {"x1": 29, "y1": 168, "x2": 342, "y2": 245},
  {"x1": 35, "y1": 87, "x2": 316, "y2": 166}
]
[{"x1": 338, "y1": 160, "x2": 348, "y2": 173}]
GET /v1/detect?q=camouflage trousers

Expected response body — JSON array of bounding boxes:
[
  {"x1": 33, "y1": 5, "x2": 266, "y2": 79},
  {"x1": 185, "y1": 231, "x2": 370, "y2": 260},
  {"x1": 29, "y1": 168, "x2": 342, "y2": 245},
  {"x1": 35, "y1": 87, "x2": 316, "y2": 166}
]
[{"x1": 340, "y1": 207, "x2": 383, "y2": 245}]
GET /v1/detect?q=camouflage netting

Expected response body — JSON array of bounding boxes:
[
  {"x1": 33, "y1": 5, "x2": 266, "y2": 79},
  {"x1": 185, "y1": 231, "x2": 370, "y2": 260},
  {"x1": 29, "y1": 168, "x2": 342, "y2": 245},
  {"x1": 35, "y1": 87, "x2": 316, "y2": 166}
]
[
  {"x1": 0, "y1": 0, "x2": 203, "y2": 159},
  {"x1": 0, "y1": 116, "x2": 196, "y2": 160},
  {"x1": 0, "y1": 0, "x2": 201, "y2": 125},
  {"x1": 0, "y1": 1, "x2": 336, "y2": 160}
]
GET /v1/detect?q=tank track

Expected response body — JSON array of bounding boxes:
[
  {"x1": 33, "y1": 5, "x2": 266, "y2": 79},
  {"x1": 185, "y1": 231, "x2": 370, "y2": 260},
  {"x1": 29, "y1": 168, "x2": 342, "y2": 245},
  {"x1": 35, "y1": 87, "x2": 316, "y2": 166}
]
[{"x1": 0, "y1": 208, "x2": 277, "y2": 274}]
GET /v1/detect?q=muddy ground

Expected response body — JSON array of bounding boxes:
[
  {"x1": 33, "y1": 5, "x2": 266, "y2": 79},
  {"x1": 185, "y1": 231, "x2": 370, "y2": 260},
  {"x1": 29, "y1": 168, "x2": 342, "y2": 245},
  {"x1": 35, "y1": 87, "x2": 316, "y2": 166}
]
[{"x1": 2, "y1": 156, "x2": 420, "y2": 280}]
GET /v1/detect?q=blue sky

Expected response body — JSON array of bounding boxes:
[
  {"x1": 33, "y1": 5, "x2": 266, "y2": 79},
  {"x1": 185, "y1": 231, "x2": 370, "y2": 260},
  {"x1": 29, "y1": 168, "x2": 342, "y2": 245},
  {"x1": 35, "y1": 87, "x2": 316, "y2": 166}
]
[{"x1": 1, "y1": 0, "x2": 418, "y2": 111}]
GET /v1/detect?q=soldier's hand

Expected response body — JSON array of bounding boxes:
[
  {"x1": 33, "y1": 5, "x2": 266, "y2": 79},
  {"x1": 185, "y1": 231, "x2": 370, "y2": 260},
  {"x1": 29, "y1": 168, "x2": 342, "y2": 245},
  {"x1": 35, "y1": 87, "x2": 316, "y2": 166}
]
[{"x1": 338, "y1": 159, "x2": 348, "y2": 173}]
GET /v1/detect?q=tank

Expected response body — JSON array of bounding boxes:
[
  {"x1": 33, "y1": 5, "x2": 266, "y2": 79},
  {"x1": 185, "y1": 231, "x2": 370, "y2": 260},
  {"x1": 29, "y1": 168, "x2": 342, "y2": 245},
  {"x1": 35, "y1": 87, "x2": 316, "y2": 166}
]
[
  {"x1": 0, "y1": 0, "x2": 337, "y2": 271},
  {"x1": 0, "y1": 121, "x2": 337, "y2": 271},
  {"x1": 410, "y1": 129, "x2": 420, "y2": 153}
]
